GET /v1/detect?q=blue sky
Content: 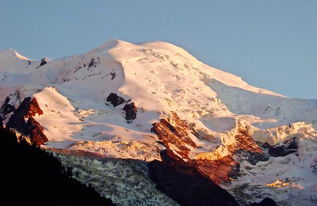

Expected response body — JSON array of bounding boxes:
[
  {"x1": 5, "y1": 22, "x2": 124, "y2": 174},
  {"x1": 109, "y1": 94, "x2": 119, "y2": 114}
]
[{"x1": 0, "y1": 0, "x2": 316, "y2": 98}]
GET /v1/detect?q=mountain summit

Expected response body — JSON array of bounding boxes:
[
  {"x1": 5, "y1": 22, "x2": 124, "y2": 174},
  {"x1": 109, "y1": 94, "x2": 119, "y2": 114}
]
[{"x1": 1, "y1": 40, "x2": 317, "y2": 206}]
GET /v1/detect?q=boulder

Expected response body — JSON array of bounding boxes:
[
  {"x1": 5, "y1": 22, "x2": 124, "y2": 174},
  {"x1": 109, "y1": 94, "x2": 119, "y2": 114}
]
[
  {"x1": 106, "y1": 93, "x2": 126, "y2": 107},
  {"x1": 123, "y1": 102, "x2": 137, "y2": 122}
]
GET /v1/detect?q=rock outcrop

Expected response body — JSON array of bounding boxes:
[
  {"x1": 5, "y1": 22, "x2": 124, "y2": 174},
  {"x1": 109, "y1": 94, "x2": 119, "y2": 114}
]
[
  {"x1": 0, "y1": 97, "x2": 16, "y2": 123},
  {"x1": 106, "y1": 93, "x2": 137, "y2": 122},
  {"x1": 40, "y1": 58, "x2": 47, "y2": 66},
  {"x1": 151, "y1": 112, "x2": 267, "y2": 184},
  {"x1": 88, "y1": 57, "x2": 97, "y2": 68},
  {"x1": 123, "y1": 102, "x2": 137, "y2": 122},
  {"x1": 266, "y1": 136, "x2": 298, "y2": 157},
  {"x1": 0, "y1": 91, "x2": 21, "y2": 123},
  {"x1": 7, "y1": 97, "x2": 47, "y2": 145},
  {"x1": 106, "y1": 92, "x2": 126, "y2": 107}
]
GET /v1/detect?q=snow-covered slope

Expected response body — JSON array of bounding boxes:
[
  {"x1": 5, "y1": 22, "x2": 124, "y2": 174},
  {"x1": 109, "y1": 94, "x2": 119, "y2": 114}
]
[{"x1": 1, "y1": 40, "x2": 317, "y2": 205}]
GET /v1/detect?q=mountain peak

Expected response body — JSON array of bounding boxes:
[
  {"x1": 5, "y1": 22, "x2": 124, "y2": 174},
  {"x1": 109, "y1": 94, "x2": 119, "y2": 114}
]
[
  {"x1": 0, "y1": 49, "x2": 30, "y2": 61},
  {"x1": 1, "y1": 39, "x2": 317, "y2": 206},
  {"x1": 91, "y1": 39, "x2": 135, "y2": 54}
]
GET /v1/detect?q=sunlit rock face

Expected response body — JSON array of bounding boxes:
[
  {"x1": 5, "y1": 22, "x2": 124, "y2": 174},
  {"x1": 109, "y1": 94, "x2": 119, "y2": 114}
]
[
  {"x1": 151, "y1": 112, "x2": 267, "y2": 184},
  {"x1": 6, "y1": 97, "x2": 48, "y2": 145}
]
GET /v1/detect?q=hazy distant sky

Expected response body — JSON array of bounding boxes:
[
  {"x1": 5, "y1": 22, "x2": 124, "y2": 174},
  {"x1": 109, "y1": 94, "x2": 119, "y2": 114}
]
[{"x1": 0, "y1": 0, "x2": 316, "y2": 98}]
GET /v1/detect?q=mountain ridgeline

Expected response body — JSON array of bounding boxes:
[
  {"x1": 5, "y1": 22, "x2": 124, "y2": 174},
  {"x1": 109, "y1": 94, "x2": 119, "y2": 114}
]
[{"x1": 0, "y1": 39, "x2": 316, "y2": 205}]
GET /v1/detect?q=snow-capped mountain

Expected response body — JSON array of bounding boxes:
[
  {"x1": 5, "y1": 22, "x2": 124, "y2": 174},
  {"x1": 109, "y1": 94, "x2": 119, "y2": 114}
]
[{"x1": 1, "y1": 40, "x2": 317, "y2": 206}]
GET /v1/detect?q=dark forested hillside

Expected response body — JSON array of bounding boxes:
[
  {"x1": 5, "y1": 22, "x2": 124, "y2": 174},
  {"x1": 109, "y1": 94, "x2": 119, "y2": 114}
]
[{"x1": 0, "y1": 126, "x2": 114, "y2": 206}]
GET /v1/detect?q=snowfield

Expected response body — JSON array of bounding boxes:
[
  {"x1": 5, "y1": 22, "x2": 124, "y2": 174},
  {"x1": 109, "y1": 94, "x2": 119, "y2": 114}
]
[{"x1": 1, "y1": 39, "x2": 317, "y2": 205}]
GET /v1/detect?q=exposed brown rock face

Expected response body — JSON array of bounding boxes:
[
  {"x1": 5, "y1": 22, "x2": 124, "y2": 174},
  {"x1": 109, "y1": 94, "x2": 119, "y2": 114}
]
[
  {"x1": 194, "y1": 156, "x2": 238, "y2": 184},
  {"x1": 230, "y1": 127, "x2": 268, "y2": 165},
  {"x1": 7, "y1": 97, "x2": 47, "y2": 145},
  {"x1": 25, "y1": 117, "x2": 47, "y2": 145},
  {"x1": 152, "y1": 112, "x2": 267, "y2": 184},
  {"x1": 229, "y1": 128, "x2": 262, "y2": 154},
  {"x1": 25, "y1": 98, "x2": 43, "y2": 117},
  {"x1": 152, "y1": 112, "x2": 197, "y2": 161}
]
